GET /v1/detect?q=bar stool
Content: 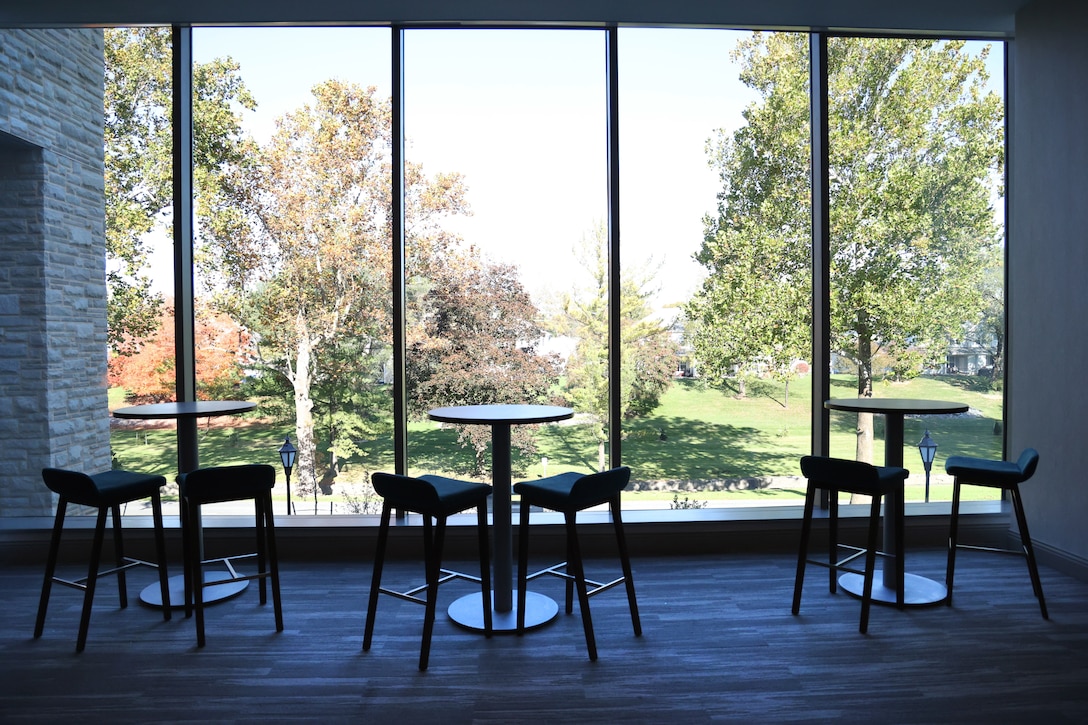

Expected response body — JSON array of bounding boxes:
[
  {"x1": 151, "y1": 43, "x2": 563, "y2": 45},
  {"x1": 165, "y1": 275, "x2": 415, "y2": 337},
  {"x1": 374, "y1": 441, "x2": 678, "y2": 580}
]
[
  {"x1": 35, "y1": 467, "x2": 171, "y2": 652},
  {"x1": 178, "y1": 464, "x2": 283, "y2": 647},
  {"x1": 363, "y1": 472, "x2": 493, "y2": 671},
  {"x1": 514, "y1": 466, "x2": 641, "y2": 661},
  {"x1": 792, "y1": 456, "x2": 908, "y2": 633},
  {"x1": 945, "y1": 448, "x2": 1047, "y2": 619}
]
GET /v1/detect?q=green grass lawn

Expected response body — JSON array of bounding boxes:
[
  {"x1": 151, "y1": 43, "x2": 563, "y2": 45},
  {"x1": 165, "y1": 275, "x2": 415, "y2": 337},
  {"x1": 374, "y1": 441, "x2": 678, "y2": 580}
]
[{"x1": 109, "y1": 373, "x2": 1004, "y2": 507}]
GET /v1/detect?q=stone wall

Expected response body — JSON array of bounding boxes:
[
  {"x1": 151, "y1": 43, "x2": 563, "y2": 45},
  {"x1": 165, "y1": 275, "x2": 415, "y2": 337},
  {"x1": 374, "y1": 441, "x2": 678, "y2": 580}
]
[{"x1": 0, "y1": 29, "x2": 107, "y2": 516}]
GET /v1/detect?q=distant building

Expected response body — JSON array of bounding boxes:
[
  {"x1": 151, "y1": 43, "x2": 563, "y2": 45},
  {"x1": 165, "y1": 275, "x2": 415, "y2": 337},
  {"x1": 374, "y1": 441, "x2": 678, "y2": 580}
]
[{"x1": 944, "y1": 343, "x2": 993, "y2": 375}]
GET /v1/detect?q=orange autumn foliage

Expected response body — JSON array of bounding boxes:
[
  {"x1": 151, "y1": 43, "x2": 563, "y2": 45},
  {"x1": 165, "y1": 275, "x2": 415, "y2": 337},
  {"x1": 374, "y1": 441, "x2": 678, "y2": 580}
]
[{"x1": 108, "y1": 304, "x2": 251, "y2": 402}]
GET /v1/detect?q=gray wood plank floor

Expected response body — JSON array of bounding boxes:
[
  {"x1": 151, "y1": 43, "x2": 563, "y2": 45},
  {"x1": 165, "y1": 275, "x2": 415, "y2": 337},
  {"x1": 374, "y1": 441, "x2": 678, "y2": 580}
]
[{"x1": 2, "y1": 549, "x2": 1086, "y2": 723}]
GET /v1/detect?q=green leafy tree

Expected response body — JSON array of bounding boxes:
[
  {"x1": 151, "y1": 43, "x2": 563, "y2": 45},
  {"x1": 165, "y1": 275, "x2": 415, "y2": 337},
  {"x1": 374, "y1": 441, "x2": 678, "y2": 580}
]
[
  {"x1": 200, "y1": 81, "x2": 469, "y2": 498},
  {"x1": 687, "y1": 225, "x2": 810, "y2": 406},
  {"x1": 687, "y1": 34, "x2": 1003, "y2": 461},
  {"x1": 960, "y1": 243, "x2": 1005, "y2": 383},
  {"x1": 311, "y1": 336, "x2": 394, "y2": 495},
  {"x1": 551, "y1": 224, "x2": 678, "y2": 471},
  {"x1": 104, "y1": 28, "x2": 255, "y2": 355}
]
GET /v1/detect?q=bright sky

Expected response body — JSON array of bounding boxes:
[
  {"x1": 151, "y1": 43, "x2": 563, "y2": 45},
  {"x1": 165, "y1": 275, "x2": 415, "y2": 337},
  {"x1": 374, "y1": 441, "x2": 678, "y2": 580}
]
[
  {"x1": 181, "y1": 28, "x2": 1002, "y2": 319},
  {"x1": 187, "y1": 27, "x2": 756, "y2": 315}
]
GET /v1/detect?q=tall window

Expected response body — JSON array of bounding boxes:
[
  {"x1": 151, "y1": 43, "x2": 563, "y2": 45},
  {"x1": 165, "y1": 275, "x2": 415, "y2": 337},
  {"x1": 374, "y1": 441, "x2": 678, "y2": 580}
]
[
  {"x1": 190, "y1": 27, "x2": 395, "y2": 514},
  {"x1": 825, "y1": 38, "x2": 1006, "y2": 502},
  {"x1": 648, "y1": 30, "x2": 814, "y2": 509},
  {"x1": 96, "y1": 27, "x2": 1006, "y2": 519},
  {"x1": 402, "y1": 29, "x2": 606, "y2": 484},
  {"x1": 104, "y1": 27, "x2": 180, "y2": 485}
]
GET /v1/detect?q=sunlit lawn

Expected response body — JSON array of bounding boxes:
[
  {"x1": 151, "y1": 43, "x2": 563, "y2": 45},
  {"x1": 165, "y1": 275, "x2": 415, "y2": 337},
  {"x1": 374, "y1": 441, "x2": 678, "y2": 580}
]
[
  {"x1": 109, "y1": 373, "x2": 1004, "y2": 506},
  {"x1": 619, "y1": 373, "x2": 1003, "y2": 479}
]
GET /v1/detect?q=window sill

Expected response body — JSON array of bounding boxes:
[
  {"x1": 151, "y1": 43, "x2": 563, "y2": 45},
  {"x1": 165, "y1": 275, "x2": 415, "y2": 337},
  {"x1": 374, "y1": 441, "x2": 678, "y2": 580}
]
[{"x1": 0, "y1": 500, "x2": 1009, "y2": 564}]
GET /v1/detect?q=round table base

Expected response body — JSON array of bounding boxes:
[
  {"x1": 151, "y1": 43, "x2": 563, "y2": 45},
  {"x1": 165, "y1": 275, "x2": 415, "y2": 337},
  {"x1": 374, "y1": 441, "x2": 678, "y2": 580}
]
[
  {"x1": 838, "y1": 571, "x2": 948, "y2": 606},
  {"x1": 139, "y1": 572, "x2": 250, "y2": 609},
  {"x1": 448, "y1": 591, "x2": 559, "y2": 633}
]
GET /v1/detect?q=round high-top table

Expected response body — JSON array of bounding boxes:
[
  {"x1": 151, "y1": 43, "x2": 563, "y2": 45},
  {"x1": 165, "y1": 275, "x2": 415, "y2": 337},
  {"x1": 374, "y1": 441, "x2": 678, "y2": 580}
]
[
  {"x1": 113, "y1": 400, "x2": 257, "y2": 475},
  {"x1": 113, "y1": 400, "x2": 257, "y2": 608},
  {"x1": 825, "y1": 397, "x2": 969, "y2": 605},
  {"x1": 428, "y1": 404, "x2": 574, "y2": 632}
]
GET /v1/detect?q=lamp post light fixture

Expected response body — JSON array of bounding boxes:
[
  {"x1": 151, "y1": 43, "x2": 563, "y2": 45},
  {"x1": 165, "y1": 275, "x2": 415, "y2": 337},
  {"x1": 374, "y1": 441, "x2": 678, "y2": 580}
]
[
  {"x1": 279, "y1": 436, "x2": 297, "y2": 516},
  {"x1": 917, "y1": 429, "x2": 937, "y2": 503}
]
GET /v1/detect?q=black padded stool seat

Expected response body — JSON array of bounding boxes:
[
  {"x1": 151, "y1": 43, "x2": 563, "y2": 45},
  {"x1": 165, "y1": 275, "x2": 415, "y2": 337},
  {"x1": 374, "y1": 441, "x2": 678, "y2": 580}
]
[
  {"x1": 945, "y1": 448, "x2": 1047, "y2": 618},
  {"x1": 35, "y1": 467, "x2": 171, "y2": 652},
  {"x1": 364, "y1": 472, "x2": 493, "y2": 671},
  {"x1": 514, "y1": 466, "x2": 641, "y2": 661},
  {"x1": 178, "y1": 464, "x2": 283, "y2": 646},
  {"x1": 792, "y1": 456, "x2": 909, "y2": 633}
]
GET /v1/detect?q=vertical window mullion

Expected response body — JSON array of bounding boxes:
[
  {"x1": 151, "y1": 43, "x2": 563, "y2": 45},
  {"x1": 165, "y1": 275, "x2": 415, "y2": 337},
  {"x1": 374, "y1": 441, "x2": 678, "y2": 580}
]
[
  {"x1": 810, "y1": 32, "x2": 831, "y2": 470},
  {"x1": 606, "y1": 25, "x2": 622, "y2": 469},
  {"x1": 392, "y1": 26, "x2": 408, "y2": 475},
  {"x1": 173, "y1": 24, "x2": 196, "y2": 404}
]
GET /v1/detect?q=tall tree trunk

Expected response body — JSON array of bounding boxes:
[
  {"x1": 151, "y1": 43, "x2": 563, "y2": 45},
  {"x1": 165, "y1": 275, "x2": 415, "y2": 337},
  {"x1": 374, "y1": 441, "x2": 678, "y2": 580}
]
[
  {"x1": 290, "y1": 318, "x2": 317, "y2": 514},
  {"x1": 851, "y1": 321, "x2": 875, "y2": 504},
  {"x1": 597, "y1": 429, "x2": 607, "y2": 473},
  {"x1": 855, "y1": 319, "x2": 875, "y2": 464}
]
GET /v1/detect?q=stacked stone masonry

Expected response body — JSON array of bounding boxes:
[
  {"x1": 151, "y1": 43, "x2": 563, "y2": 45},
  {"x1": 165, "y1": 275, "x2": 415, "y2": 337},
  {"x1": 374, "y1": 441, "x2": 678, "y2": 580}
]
[{"x1": 1, "y1": 29, "x2": 108, "y2": 516}]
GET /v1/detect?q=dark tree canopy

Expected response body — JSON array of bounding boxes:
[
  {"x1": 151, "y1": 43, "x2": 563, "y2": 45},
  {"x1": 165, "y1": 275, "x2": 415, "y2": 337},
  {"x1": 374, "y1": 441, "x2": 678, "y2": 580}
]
[{"x1": 407, "y1": 251, "x2": 562, "y2": 477}]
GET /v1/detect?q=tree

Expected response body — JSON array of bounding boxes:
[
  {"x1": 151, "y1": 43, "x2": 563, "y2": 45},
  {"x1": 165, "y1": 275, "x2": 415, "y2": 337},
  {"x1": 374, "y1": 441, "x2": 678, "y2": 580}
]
[
  {"x1": 200, "y1": 80, "x2": 470, "y2": 499},
  {"x1": 686, "y1": 225, "x2": 810, "y2": 406},
  {"x1": 108, "y1": 302, "x2": 251, "y2": 402},
  {"x1": 104, "y1": 28, "x2": 255, "y2": 356},
  {"x1": 959, "y1": 243, "x2": 1005, "y2": 383},
  {"x1": 687, "y1": 34, "x2": 1003, "y2": 462},
  {"x1": 407, "y1": 249, "x2": 562, "y2": 477},
  {"x1": 550, "y1": 224, "x2": 678, "y2": 471}
]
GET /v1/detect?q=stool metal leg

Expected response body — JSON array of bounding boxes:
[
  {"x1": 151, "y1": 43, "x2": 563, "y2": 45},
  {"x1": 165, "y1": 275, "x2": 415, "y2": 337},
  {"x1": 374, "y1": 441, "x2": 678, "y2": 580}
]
[
  {"x1": 946, "y1": 478, "x2": 962, "y2": 605},
  {"x1": 419, "y1": 515, "x2": 447, "y2": 671},
  {"x1": 564, "y1": 517, "x2": 576, "y2": 615},
  {"x1": 111, "y1": 503, "x2": 128, "y2": 610},
  {"x1": 565, "y1": 511, "x2": 597, "y2": 661},
  {"x1": 151, "y1": 492, "x2": 172, "y2": 616},
  {"x1": 181, "y1": 496, "x2": 194, "y2": 619},
  {"x1": 35, "y1": 499, "x2": 68, "y2": 639},
  {"x1": 610, "y1": 497, "x2": 641, "y2": 636},
  {"x1": 859, "y1": 495, "x2": 882, "y2": 635},
  {"x1": 792, "y1": 484, "x2": 816, "y2": 615},
  {"x1": 187, "y1": 498, "x2": 208, "y2": 648},
  {"x1": 255, "y1": 497, "x2": 268, "y2": 605},
  {"x1": 363, "y1": 503, "x2": 392, "y2": 652},
  {"x1": 828, "y1": 491, "x2": 839, "y2": 594},
  {"x1": 76, "y1": 507, "x2": 109, "y2": 652},
  {"x1": 263, "y1": 493, "x2": 284, "y2": 632},
  {"x1": 1010, "y1": 485, "x2": 1048, "y2": 619}
]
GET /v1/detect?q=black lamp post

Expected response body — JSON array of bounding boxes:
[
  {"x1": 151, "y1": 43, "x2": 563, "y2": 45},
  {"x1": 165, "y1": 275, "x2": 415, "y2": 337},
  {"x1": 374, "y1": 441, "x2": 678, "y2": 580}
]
[
  {"x1": 279, "y1": 436, "x2": 296, "y2": 516},
  {"x1": 917, "y1": 429, "x2": 937, "y2": 503}
]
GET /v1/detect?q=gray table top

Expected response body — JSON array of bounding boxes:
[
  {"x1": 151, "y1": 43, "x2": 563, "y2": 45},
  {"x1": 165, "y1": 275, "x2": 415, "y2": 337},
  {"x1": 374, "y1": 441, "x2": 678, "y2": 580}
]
[
  {"x1": 825, "y1": 398, "x2": 969, "y2": 415},
  {"x1": 113, "y1": 400, "x2": 256, "y2": 419},
  {"x1": 428, "y1": 404, "x2": 573, "y2": 426}
]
